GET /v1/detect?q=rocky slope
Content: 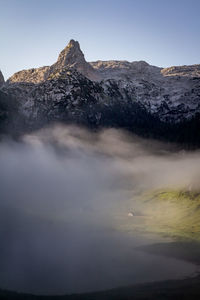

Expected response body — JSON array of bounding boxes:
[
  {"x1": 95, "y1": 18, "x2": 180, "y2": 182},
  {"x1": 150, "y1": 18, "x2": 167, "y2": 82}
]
[
  {"x1": 161, "y1": 64, "x2": 200, "y2": 78},
  {"x1": 1, "y1": 39, "x2": 200, "y2": 144}
]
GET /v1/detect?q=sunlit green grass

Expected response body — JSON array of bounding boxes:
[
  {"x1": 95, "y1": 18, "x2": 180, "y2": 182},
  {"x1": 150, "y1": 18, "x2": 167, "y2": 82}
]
[
  {"x1": 116, "y1": 189, "x2": 200, "y2": 241},
  {"x1": 138, "y1": 189, "x2": 200, "y2": 241}
]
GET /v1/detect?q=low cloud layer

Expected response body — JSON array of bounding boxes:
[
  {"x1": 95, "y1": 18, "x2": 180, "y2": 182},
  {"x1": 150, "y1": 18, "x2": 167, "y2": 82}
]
[{"x1": 22, "y1": 125, "x2": 200, "y2": 191}]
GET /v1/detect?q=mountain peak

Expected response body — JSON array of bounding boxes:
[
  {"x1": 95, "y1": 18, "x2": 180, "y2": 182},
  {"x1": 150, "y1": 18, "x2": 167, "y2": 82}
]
[
  {"x1": 68, "y1": 39, "x2": 80, "y2": 48},
  {"x1": 53, "y1": 39, "x2": 99, "y2": 81},
  {"x1": 56, "y1": 39, "x2": 85, "y2": 68}
]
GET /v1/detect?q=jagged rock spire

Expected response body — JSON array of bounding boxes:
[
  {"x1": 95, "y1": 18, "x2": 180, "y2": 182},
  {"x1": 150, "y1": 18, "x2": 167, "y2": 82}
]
[
  {"x1": 56, "y1": 39, "x2": 85, "y2": 68},
  {"x1": 54, "y1": 39, "x2": 99, "y2": 81}
]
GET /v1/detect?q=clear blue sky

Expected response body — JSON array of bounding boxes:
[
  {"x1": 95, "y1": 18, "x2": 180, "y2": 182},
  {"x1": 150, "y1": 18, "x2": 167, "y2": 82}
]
[{"x1": 0, "y1": 0, "x2": 200, "y2": 79}]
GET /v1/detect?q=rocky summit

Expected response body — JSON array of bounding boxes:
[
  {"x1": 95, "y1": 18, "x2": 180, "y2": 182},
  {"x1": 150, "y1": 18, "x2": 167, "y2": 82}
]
[{"x1": 1, "y1": 39, "x2": 200, "y2": 145}]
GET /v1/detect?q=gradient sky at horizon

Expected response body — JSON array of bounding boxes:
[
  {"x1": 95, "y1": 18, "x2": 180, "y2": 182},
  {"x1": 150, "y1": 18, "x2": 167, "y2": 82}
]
[{"x1": 0, "y1": 0, "x2": 200, "y2": 79}]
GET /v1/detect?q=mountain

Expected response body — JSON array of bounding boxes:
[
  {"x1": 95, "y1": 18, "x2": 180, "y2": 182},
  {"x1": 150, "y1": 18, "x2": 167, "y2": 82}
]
[{"x1": 1, "y1": 40, "x2": 200, "y2": 145}]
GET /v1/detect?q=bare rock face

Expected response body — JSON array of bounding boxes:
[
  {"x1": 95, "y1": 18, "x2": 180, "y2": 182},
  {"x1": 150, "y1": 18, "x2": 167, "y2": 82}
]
[
  {"x1": 7, "y1": 66, "x2": 50, "y2": 84},
  {"x1": 0, "y1": 70, "x2": 5, "y2": 87},
  {"x1": 161, "y1": 64, "x2": 200, "y2": 78},
  {"x1": 52, "y1": 40, "x2": 99, "y2": 81},
  {"x1": 52, "y1": 39, "x2": 99, "y2": 81},
  {"x1": 90, "y1": 60, "x2": 162, "y2": 81},
  {"x1": 56, "y1": 40, "x2": 83, "y2": 67}
]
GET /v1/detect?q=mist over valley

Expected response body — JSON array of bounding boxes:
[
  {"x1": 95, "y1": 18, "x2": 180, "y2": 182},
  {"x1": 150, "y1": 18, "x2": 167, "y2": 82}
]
[{"x1": 0, "y1": 125, "x2": 200, "y2": 294}]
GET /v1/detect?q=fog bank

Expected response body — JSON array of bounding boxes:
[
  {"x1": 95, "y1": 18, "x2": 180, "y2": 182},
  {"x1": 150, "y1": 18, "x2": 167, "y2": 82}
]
[{"x1": 0, "y1": 125, "x2": 199, "y2": 294}]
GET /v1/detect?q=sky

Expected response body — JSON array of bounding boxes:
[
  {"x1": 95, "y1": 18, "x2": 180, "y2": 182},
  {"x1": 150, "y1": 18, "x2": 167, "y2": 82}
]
[{"x1": 0, "y1": 0, "x2": 200, "y2": 79}]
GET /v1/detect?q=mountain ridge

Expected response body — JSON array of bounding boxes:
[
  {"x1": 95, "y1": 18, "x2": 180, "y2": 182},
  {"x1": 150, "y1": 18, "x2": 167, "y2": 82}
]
[{"x1": 6, "y1": 39, "x2": 200, "y2": 84}]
